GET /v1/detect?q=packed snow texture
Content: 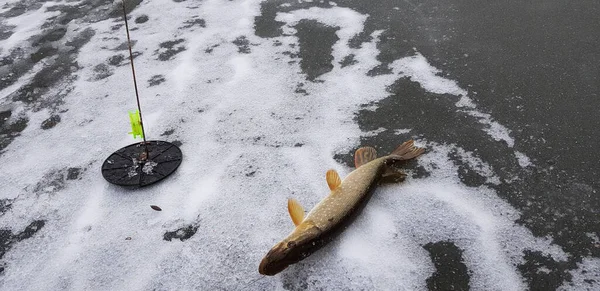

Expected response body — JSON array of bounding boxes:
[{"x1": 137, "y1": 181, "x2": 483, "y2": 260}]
[{"x1": 0, "y1": 0, "x2": 596, "y2": 290}]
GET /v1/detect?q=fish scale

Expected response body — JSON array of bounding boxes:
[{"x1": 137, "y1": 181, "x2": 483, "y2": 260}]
[{"x1": 306, "y1": 158, "x2": 386, "y2": 230}]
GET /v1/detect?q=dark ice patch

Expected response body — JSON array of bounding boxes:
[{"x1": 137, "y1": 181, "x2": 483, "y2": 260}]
[
  {"x1": 518, "y1": 250, "x2": 572, "y2": 291},
  {"x1": 14, "y1": 220, "x2": 45, "y2": 241},
  {"x1": 64, "y1": 27, "x2": 96, "y2": 51},
  {"x1": 28, "y1": 166, "x2": 85, "y2": 194},
  {"x1": 156, "y1": 39, "x2": 186, "y2": 61},
  {"x1": 31, "y1": 169, "x2": 66, "y2": 195},
  {"x1": 9, "y1": 28, "x2": 95, "y2": 107},
  {"x1": 334, "y1": 76, "x2": 510, "y2": 171},
  {"x1": 295, "y1": 83, "x2": 308, "y2": 96},
  {"x1": 508, "y1": 179, "x2": 600, "y2": 260},
  {"x1": 245, "y1": 165, "x2": 257, "y2": 177},
  {"x1": 0, "y1": 111, "x2": 28, "y2": 153},
  {"x1": 348, "y1": 31, "x2": 372, "y2": 49},
  {"x1": 366, "y1": 64, "x2": 393, "y2": 76},
  {"x1": 254, "y1": 0, "x2": 334, "y2": 39},
  {"x1": 10, "y1": 55, "x2": 77, "y2": 109},
  {"x1": 181, "y1": 18, "x2": 206, "y2": 29},
  {"x1": 41, "y1": 114, "x2": 61, "y2": 130},
  {"x1": 92, "y1": 63, "x2": 113, "y2": 80},
  {"x1": 148, "y1": 75, "x2": 166, "y2": 87},
  {"x1": 281, "y1": 265, "x2": 311, "y2": 291},
  {"x1": 45, "y1": 0, "x2": 125, "y2": 25},
  {"x1": 113, "y1": 40, "x2": 136, "y2": 51},
  {"x1": 0, "y1": 110, "x2": 13, "y2": 129},
  {"x1": 31, "y1": 27, "x2": 67, "y2": 46},
  {"x1": 5, "y1": 117, "x2": 27, "y2": 134},
  {"x1": 0, "y1": 220, "x2": 45, "y2": 273},
  {"x1": 448, "y1": 150, "x2": 487, "y2": 187},
  {"x1": 30, "y1": 46, "x2": 59, "y2": 63},
  {"x1": 67, "y1": 167, "x2": 82, "y2": 180},
  {"x1": 294, "y1": 20, "x2": 339, "y2": 81},
  {"x1": 254, "y1": 1, "x2": 285, "y2": 38},
  {"x1": 171, "y1": 140, "x2": 182, "y2": 147},
  {"x1": 281, "y1": 51, "x2": 298, "y2": 59},
  {"x1": 163, "y1": 225, "x2": 199, "y2": 242},
  {"x1": 135, "y1": 14, "x2": 149, "y2": 24},
  {"x1": 0, "y1": 48, "x2": 31, "y2": 91},
  {"x1": 233, "y1": 36, "x2": 251, "y2": 54},
  {"x1": 424, "y1": 241, "x2": 470, "y2": 291},
  {"x1": 70, "y1": 27, "x2": 96, "y2": 46},
  {"x1": 339, "y1": 54, "x2": 357, "y2": 68},
  {"x1": 204, "y1": 44, "x2": 219, "y2": 54},
  {"x1": 0, "y1": 199, "x2": 12, "y2": 216},
  {"x1": 161, "y1": 129, "x2": 175, "y2": 136},
  {"x1": 351, "y1": 75, "x2": 597, "y2": 289},
  {"x1": 0, "y1": 1, "x2": 43, "y2": 19},
  {"x1": 108, "y1": 54, "x2": 125, "y2": 66},
  {"x1": 108, "y1": 0, "x2": 143, "y2": 18},
  {"x1": 0, "y1": 24, "x2": 15, "y2": 41},
  {"x1": 353, "y1": 77, "x2": 513, "y2": 165}
]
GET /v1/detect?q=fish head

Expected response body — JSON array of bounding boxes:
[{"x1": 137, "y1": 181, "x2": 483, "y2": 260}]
[
  {"x1": 258, "y1": 240, "x2": 295, "y2": 275},
  {"x1": 259, "y1": 224, "x2": 321, "y2": 276}
]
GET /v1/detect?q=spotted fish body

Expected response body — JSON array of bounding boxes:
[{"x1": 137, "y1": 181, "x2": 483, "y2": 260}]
[
  {"x1": 258, "y1": 140, "x2": 425, "y2": 276},
  {"x1": 304, "y1": 157, "x2": 386, "y2": 231}
]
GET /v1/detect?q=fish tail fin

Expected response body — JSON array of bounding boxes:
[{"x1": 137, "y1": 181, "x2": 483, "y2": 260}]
[{"x1": 390, "y1": 140, "x2": 425, "y2": 160}]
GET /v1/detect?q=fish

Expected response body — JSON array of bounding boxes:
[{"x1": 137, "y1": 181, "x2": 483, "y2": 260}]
[{"x1": 258, "y1": 140, "x2": 425, "y2": 276}]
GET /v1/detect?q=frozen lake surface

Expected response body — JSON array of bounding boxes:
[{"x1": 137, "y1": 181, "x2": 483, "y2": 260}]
[{"x1": 0, "y1": 0, "x2": 598, "y2": 290}]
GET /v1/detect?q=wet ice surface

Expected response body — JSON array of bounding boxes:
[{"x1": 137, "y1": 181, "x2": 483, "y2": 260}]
[{"x1": 0, "y1": 0, "x2": 598, "y2": 290}]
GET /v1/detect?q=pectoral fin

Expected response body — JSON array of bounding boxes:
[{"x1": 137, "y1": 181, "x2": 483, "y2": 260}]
[
  {"x1": 354, "y1": 147, "x2": 377, "y2": 168},
  {"x1": 287, "y1": 198, "x2": 305, "y2": 226},
  {"x1": 380, "y1": 166, "x2": 407, "y2": 184},
  {"x1": 326, "y1": 169, "x2": 342, "y2": 190}
]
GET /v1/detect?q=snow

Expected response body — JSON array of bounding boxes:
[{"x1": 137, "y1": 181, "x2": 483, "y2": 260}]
[
  {"x1": 515, "y1": 151, "x2": 533, "y2": 168},
  {"x1": 0, "y1": 0, "x2": 596, "y2": 290},
  {"x1": 560, "y1": 257, "x2": 600, "y2": 291}
]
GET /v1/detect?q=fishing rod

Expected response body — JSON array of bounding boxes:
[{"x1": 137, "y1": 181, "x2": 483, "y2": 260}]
[{"x1": 101, "y1": 0, "x2": 183, "y2": 187}]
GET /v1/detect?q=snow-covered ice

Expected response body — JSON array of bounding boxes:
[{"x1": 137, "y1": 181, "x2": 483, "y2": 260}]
[{"x1": 0, "y1": 0, "x2": 596, "y2": 290}]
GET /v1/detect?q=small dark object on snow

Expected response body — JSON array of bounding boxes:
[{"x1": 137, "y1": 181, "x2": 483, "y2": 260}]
[
  {"x1": 164, "y1": 225, "x2": 199, "y2": 242},
  {"x1": 150, "y1": 205, "x2": 162, "y2": 211},
  {"x1": 125, "y1": 237, "x2": 132, "y2": 240}
]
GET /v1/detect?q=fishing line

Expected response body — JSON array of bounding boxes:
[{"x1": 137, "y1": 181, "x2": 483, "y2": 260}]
[
  {"x1": 246, "y1": 275, "x2": 267, "y2": 288},
  {"x1": 121, "y1": 0, "x2": 148, "y2": 157}
]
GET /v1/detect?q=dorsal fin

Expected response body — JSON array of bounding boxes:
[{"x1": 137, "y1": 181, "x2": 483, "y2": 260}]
[
  {"x1": 326, "y1": 169, "x2": 342, "y2": 190},
  {"x1": 287, "y1": 198, "x2": 305, "y2": 226},
  {"x1": 354, "y1": 147, "x2": 377, "y2": 168}
]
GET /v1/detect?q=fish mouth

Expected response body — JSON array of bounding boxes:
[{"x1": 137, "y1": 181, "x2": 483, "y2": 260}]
[
  {"x1": 259, "y1": 225, "x2": 324, "y2": 275},
  {"x1": 258, "y1": 242, "x2": 292, "y2": 276}
]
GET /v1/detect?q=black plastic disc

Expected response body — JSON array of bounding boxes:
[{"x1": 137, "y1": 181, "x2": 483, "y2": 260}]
[{"x1": 101, "y1": 140, "x2": 182, "y2": 187}]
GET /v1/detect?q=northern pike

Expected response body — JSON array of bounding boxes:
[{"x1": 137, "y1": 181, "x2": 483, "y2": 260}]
[{"x1": 258, "y1": 140, "x2": 425, "y2": 276}]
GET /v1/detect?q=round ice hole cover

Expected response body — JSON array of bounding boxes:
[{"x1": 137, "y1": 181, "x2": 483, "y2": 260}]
[{"x1": 101, "y1": 141, "x2": 182, "y2": 187}]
